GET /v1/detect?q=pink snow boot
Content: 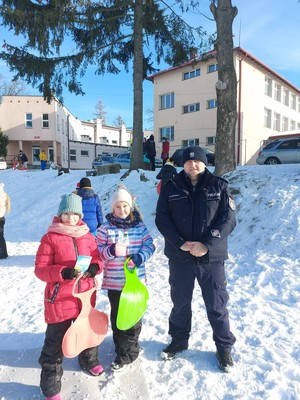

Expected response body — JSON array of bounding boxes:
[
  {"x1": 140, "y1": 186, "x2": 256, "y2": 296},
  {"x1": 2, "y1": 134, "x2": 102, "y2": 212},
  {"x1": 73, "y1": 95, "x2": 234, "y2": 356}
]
[
  {"x1": 89, "y1": 364, "x2": 104, "y2": 376},
  {"x1": 45, "y1": 394, "x2": 62, "y2": 400}
]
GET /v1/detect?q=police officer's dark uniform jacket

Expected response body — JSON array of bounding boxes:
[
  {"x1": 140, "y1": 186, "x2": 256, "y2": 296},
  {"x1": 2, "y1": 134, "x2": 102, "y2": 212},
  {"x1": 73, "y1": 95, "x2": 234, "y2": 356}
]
[
  {"x1": 155, "y1": 168, "x2": 236, "y2": 264},
  {"x1": 155, "y1": 166, "x2": 236, "y2": 355}
]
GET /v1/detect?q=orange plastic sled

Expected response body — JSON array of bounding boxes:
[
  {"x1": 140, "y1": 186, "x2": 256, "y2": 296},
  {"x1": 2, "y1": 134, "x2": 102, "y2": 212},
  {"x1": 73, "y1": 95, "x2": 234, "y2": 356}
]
[{"x1": 62, "y1": 277, "x2": 109, "y2": 358}]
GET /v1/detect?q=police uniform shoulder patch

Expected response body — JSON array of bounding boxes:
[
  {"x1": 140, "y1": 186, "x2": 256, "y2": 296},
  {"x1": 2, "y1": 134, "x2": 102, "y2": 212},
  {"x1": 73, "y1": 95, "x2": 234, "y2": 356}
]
[
  {"x1": 211, "y1": 229, "x2": 221, "y2": 238},
  {"x1": 229, "y1": 196, "x2": 235, "y2": 211}
]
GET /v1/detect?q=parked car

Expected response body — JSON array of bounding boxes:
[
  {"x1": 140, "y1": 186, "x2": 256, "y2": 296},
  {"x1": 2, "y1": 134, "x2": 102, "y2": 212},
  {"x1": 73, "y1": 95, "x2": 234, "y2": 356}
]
[
  {"x1": 256, "y1": 138, "x2": 300, "y2": 165},
  {"x1": 0, "y1": 157, "x2": 7, "y2": 170},
  {"x1": 113, "y1": 152, "x2": 163, "y2": 169},
  {"x1": 92, "y1": 155, "x2": 115, "y2": 169},
  {"x1": 171, "y1": 147, "x2": 215, "y2": 167}
]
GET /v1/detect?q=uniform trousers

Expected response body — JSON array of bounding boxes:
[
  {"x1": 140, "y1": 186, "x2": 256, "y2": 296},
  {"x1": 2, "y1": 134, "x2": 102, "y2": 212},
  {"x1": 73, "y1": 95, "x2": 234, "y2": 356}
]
[{"x1": 168, "y1": 260, "x2": 236, "y2": 354}]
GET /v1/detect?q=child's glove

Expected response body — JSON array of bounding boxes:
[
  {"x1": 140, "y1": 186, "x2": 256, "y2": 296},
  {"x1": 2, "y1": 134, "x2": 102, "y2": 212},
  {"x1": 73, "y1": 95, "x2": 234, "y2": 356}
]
[
  {"x1": 82, "y1": 263, "x2": 99, "y2": 278},
  {"x1": 110, "y1": 242, "x2": 127, "y2": 257},
  {"x1": 130, "y1": 254, "x2": 143, "y2": 266},
  {"x1": 61, "y1": 268, "x2": 81, "y2": 280}
]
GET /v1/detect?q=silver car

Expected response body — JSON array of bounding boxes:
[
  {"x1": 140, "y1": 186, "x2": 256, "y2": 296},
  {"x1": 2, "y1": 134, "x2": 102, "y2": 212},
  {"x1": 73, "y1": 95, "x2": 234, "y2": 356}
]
[{"x1": 256, "y1": 138, "x2": 300, "y2": 165}]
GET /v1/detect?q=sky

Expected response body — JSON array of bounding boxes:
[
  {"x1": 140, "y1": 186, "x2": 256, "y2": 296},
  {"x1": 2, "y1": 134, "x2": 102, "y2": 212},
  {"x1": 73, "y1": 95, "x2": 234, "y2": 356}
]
[
  {"x1": 0, "y1": 163, "x2": 300, "y2": 399},
  {"x1": 0, "y1": 0, "x2": 300, "y2": 128}
]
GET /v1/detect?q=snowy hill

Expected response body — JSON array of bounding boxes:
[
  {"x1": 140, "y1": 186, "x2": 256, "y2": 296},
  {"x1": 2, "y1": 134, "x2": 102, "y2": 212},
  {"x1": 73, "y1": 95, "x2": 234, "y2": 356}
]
[{"x1": 0, "y1": 165, "x2": 300, "y2": 400}]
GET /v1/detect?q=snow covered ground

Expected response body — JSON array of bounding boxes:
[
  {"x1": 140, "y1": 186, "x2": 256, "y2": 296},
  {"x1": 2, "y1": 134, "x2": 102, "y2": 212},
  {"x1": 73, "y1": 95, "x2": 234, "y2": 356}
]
[{"x1": 0, "y1": 164, "x2": 300, "y2": 400}]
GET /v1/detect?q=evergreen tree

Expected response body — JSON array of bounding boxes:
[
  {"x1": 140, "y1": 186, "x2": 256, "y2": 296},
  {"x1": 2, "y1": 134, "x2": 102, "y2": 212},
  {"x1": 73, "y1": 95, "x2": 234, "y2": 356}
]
[
  {"x1": 0, "y1": 129, "x2": 9, "y2": 157},
  {"x1": 0, "y1": 0, "x2": 207, "y2": 170}
]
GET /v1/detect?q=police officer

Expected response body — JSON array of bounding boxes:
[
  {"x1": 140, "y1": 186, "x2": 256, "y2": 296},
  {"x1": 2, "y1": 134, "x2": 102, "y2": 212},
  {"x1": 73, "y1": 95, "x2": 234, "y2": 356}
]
[{"x1": 155, "y1": 146, "x2": 236, "y2": 372}]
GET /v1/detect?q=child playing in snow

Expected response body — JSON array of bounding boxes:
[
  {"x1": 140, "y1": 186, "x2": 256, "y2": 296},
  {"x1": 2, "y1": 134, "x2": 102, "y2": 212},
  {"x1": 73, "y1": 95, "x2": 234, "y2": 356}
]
[
  {"x1": 155, "y1": 157, "x2": 178, "y2": 195},
  {"x1": 35, "y1": 193, "x2": 104, "y2": 400},
  {"x1": 0, "y1": 183, "x2": 10, "y2": 259},
  {"x1": 96, "y1": 185, "x2": 155, "y2": 371}
]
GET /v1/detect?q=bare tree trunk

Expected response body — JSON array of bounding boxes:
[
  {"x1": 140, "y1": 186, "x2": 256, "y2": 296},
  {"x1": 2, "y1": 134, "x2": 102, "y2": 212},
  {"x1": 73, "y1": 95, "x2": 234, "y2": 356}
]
[
  {"x1": 210, "y1": 0, "x2": 238, "y2": 176},
  {"x1": 130, "y1": 0, "x2": 144, "y2": 170}
]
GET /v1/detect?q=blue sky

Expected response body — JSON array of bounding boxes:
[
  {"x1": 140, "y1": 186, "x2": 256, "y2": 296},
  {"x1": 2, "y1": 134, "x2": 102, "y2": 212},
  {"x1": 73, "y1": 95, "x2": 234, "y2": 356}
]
[{"x1": 1, "y1": 0, "x2": 299, "y2": 128}]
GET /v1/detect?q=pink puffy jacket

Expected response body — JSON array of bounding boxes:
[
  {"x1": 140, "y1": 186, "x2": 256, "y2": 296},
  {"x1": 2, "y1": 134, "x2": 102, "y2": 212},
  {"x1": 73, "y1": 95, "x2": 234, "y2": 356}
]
[{"x1": 35, "y1": 224, "x2": 103, "y2": 324}]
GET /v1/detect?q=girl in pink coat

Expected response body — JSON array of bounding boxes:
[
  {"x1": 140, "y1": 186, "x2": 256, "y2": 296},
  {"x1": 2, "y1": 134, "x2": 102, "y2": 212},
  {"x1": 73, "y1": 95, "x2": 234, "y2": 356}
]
[{"x1": 35, "y1": 193, "x2": 104, "y2": 400}]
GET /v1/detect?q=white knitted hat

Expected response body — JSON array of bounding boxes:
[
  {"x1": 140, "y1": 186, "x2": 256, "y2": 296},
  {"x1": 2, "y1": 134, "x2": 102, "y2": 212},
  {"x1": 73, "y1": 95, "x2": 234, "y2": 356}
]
[{"x1": 111, "y1": 187, "x2": 133, "y2": 210}]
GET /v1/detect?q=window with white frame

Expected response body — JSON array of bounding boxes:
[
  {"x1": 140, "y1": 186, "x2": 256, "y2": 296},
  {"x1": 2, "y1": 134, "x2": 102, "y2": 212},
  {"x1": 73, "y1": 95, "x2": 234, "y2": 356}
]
[
  {"x1": 57, "y1": 115, "x2": 60, "y2": 131},
  {"x1": 274, "y1": 83, "x2": 281, "y2": 102},
  {"x1": 183, "y1": 69, "x2": 200, "y2": 80},
  {"x1": 81, "y1": 150, "x2": 89, "y2": 157},
  {"x1": 208, "y1": 64, "x2": 218, "y2": 73},
  {"x1": 182, "y1": 138, "x2": 199, "y2": 147},
  {"x1": 160, "y1": 92, "x2": 174, "y2": 109},
  {"x1": 273, "y1": 112, "x2": 280, "y2": 131},
  {"x1": 264, "y1": 108, "x2": 272, "y2": 128},
  {"x1": 290, "y1": 120, "x2": 296, "y2": 130},
  {"x1": 265, "y1": 76, "x2": 272, "y2": 97},
  {"x1": 298, "y1": 98, "x2": 300, "y2": 113},
  {"x1": 207, "y1": 99, "x2": 218, "y2": 109},
  {"x1": 183, "y1": 102, "x2": 200, "y2": 114},
  {"x1": 283, "y1": 89, "x2": 289, "y2": 106},
  {"x1": 70, "y1": 149, "x2": 76, "y2": 161},
  {"x1": 25, "y1": 113, "x2": 33, "y2": 128},
  {"x1": 282, "y1": 116, "x2": 288, "y2": 131},
  {"x1": 159, "y1": 126, "x2": 174, "y2": 141},
  {"x1": 62, "y1": 118, "x2": 64, "y2": 134},
  {"x1": 291, "y1": 94, "x2": 296, "y2": 110},
  {"x1": 206, "y1": 136, "x2": 216, "y2": 145},
  {"x1": 42, "y1": 113, "x2": 49, "y2": 128}
]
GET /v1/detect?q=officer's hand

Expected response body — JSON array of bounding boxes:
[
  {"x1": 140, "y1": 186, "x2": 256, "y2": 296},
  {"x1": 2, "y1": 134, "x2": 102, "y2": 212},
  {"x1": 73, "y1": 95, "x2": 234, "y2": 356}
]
[{"x1": 189, "y1": 242, "x2": 208, "y2": 257}]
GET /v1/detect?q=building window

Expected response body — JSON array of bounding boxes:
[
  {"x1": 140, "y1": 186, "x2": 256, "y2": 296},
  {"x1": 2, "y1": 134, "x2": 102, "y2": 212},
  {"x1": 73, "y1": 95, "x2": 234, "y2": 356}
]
[
  {"x1": 290, "y1": 120, "x2": 296, "y2": 130},
  {"x1": 208, "y1": 64, "x2": 218, "y2": 73},
  {"x1": 42, "y1": 114, "x2": 49, "y2": 128},
  {"x1": 298, "y1": 98, "x2": 300, "y2": 113},
  {"x1": 265, "y1": 76, "x2": 272, "y2": 97},
  {"x1": 159, "y1": 126, "x2": 174, "y2": 141},
  {"x1": 25, "y1": 113, "x2": 33, "y2": 128},
  {"x1": 283, "y1": 89, "x2": 289, "y2": 106},
  {"x1": 264, "y1": 108, "x2": 272, "y2": 128},
  {"x1": 160, "y1": 92, "x2": 174, "y2": 109},
  {"x1": 182, "y1": 138, "x2": 199, "y2": 147},
  {"x1": 291, "y1": 94, "x2": 296, "y2": 110},
  {"x1": 206, "y1": 136, "x2": 216, "y2": 145},
  {"x1": 81, "y1": 150, "x2": 89, "y2": 157},
  {"x1": 70, "y1": 149, "x2": 76, "y2": 161},
  {"x1": 273, "y1": 113, "x2": 280, "y2": 131},
  {"x1": 183, "y1": 103, "x2": 200, "y2": 114},
  {"x1": 274, "y1": 83, "x2": 281, "y2": 102},
  {"x1": 183, "y1": 69, "x2": 200, "y2": 80},
  {"x1": 62, "y1": 118, "x2": 64, "y2": 134},
  {"x1": 57, "y1": 115, "x2": 60, "y2": 131},
  {"x1": 207, "y1": 99, "x2": 218, "y2": 109},
  {"x1": 282, "y1": 116, "x2": 288, "y2": 131}
]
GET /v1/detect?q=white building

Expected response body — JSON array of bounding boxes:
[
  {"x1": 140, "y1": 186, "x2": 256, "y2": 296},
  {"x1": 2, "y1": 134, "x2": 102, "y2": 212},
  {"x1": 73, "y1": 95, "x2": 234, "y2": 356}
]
[
  {"x1": 0, "y1": 95, "x2": 130, "y2": 169},
  {"x1": 147, "y1": 47, "x2": 300, "y2": 165}
]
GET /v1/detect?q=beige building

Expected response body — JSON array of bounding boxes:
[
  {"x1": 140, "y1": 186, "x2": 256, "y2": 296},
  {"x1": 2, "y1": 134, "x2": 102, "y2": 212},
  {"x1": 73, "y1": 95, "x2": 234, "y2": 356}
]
[
  {"x1": 0, "y1": 95, "x2": 130, "y2": 169},
  {"x1": 147, "y1": 47, "x2": 300, "y2": 165}
]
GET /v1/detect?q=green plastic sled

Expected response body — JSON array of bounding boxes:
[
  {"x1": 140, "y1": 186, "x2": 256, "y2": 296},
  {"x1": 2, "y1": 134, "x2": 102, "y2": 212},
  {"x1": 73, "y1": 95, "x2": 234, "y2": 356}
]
[{"x1": 116, "y1": 257, "x2": 149, "y2": 331}]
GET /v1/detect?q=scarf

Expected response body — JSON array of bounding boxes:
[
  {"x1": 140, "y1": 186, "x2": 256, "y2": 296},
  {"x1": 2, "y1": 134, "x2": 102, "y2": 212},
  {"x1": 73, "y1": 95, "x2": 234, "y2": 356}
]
[
  {"x1": 47, "y1": 219, "x2": 89, "y2": 238},
  {"x1": 106, "y1": 210, "x2": 142, "y2": 229}
]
